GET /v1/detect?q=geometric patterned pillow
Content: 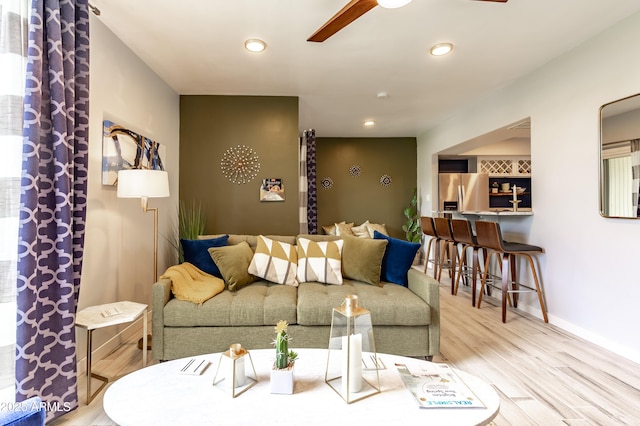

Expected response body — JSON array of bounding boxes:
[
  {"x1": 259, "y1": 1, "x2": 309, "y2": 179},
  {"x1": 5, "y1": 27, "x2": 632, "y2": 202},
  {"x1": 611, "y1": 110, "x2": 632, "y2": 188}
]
[
  {"x1": 248, "y1": 235, "x2": 298, "y2": 286},
  {"x1": 296, "y1": 238, "x2": 343, "y2": 285}
]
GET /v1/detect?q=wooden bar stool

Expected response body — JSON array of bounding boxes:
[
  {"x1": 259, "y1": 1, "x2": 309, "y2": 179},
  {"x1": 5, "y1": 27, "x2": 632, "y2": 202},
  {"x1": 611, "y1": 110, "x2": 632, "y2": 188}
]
[
  {"x1": 433, "y1": 217, "x2": 461, "y2": 293},
  {"x1": 450, "y1": 219, "x2": 487, "y2": 307},
  {"x1": 420, "y1": 216, "x2": 441, "y2": 278},
  {"x1": 475, "y1": 220, "x2": 548, "y2": 323}
]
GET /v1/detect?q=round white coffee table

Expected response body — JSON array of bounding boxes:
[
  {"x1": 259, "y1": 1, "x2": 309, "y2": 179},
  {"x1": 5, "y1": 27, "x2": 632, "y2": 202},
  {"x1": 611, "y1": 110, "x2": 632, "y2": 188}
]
[{"x1": 104, "y1": 348, "x2": 499, "y2": 425}]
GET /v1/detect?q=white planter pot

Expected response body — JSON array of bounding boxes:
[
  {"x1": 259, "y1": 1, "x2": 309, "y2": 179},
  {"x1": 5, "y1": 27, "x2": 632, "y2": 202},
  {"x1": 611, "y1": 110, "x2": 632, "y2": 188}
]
[{"x1": 270, "y1": 365, "x2": 294, "y2": 394}]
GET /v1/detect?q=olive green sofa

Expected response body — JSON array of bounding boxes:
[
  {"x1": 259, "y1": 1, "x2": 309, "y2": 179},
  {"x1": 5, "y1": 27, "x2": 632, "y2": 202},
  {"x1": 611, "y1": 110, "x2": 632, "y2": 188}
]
[{"x1": 152, "y1": 234, "x2": 440, "y2": 361}]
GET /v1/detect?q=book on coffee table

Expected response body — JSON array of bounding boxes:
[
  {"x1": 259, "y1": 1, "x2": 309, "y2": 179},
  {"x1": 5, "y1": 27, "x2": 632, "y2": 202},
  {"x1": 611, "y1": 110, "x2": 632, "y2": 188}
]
[{"x1": 395, "y1": 363, "x2": 485, "y2": 409}]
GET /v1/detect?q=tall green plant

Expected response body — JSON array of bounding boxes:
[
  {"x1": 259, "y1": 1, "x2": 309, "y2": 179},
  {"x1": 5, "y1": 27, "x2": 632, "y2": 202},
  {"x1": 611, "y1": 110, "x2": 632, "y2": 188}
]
[
  {"x1": 176, "y1": 200, "x2": 206, "y2": 263},
  {"x1": 402, "y1": 188, "x2": 421, "y2": 243}
]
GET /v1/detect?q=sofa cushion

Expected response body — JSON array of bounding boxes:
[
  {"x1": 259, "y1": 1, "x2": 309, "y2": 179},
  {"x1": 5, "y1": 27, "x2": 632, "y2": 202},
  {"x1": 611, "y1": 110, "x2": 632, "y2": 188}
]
[
  {"x1": 334, "y1": 222, "x2": 354, "y2": 236},
  {"x1": 367, "y1": 222, "x2": 388, "y2": 238},
  {"x1": 341, "y1": 235, "x2": 387, "y2": 286},
  {"x1": 248, "y1": 235, "x2": 298, "y2": 286},
  {"x1": 296, "y1": 237, "x2": 343, "y2": 285},
  {"x1": 199, "y1": 234, "x2": 296, "y2": 251},
  {"x1": 297, "y1": 279, "x2": 431, "y2": 326},
  {"x1": 374, "y1": 231, "x2": 421, "y2": 286},
  {"x1": 164, "y1": 280, "x2": 297, "y2": 327},
  {"x1": 208, "y1": 241, "x2": 256, "y2": 291},
  {"x1": 181, "y1": 235, "x2": 228, "y2": 277},
  {"x1": 351, "y1": 220, "x2": 370, "y2": 238},
  {"x1": 321, "y1": 222, "x2": 345, "y2": 235}
]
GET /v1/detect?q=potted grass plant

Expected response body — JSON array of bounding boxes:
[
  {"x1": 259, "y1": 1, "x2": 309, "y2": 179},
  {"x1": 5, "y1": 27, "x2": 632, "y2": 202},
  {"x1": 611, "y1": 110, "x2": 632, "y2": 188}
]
[
  {"x1": 170, "y1": 199, "x2": 206, "y2": 263},
  {"x1": 270, "y1": 320, "x2": 298, "y2": 394}
]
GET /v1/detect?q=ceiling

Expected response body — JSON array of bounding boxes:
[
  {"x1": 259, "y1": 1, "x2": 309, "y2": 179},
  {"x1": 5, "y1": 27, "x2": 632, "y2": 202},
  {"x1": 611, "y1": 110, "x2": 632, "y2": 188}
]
[{"x1": 92, "y1": 0, "x2": 640, "y2": 138}]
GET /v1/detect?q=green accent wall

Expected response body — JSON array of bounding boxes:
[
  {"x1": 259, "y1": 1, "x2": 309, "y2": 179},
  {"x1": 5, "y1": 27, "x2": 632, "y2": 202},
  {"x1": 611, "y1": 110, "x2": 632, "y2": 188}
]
[
  {"x1": 316, "y1": 137, "x2": 417, "y2": 239},
  {"x1": 180, "y1": 95, "x2": 299, "y2": 235}
]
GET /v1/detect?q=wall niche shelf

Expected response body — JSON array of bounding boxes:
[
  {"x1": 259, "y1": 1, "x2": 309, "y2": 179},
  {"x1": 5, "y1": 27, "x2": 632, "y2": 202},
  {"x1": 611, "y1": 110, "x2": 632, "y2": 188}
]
[{"x1": 490, "y1": 192, "x2": 530, "y2": 196}]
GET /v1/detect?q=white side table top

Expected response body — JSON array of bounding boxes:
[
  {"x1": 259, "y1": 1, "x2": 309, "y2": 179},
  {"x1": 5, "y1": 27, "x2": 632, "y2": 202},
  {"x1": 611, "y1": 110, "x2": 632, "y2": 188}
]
[
  {"x1": 104, "y1": 348, "x2": 499, "y2": 426},
  {"x1": 76, "y1": 301, "x2": 147, "y2": 330}
]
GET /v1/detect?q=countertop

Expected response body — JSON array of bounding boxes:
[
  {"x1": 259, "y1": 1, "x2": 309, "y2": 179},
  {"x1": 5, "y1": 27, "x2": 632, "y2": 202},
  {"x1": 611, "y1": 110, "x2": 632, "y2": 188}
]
[{"x1": 436, "y1": 210, "x2": 533, "y2": 216}]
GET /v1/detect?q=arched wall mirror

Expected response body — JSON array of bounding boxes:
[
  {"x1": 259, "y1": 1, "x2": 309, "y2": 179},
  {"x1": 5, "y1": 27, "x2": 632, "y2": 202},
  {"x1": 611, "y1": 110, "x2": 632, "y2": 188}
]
[{"x1": 600, "y1": 93, "x2": 640, "y2": 218}]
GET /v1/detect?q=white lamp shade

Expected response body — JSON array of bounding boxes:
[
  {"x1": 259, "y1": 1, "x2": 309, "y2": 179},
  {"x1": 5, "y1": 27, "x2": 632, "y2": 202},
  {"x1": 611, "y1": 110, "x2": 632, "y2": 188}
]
[
  {"x1": 117, "y1": 169, "x2": 170, "y2": 198},
  {"x1": 377, "y1": 0, "x2": 412, "y2": 9}
]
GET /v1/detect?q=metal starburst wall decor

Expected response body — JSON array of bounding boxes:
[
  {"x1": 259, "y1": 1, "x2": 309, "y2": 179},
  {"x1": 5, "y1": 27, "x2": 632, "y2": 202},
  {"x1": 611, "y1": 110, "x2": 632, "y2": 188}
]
[{"x1": 220, "y1": 145, "x2": 261, "y2": 184}]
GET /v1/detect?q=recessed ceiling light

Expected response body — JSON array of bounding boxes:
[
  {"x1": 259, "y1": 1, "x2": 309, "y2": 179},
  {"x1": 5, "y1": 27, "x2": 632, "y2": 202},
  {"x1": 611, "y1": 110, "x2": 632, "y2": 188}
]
[
  {"x1": 363, "y1": 120, "x2": 376, "y2": 127},
  {"x1": 377, "y1": 0, "x2": 412, "y2": 9},
  {"x1": 430, "y1": 43, "x2": 453, "y2": 56},
  {"x1": 244, "y1": 39, "x2": 266, "y2": 53}
]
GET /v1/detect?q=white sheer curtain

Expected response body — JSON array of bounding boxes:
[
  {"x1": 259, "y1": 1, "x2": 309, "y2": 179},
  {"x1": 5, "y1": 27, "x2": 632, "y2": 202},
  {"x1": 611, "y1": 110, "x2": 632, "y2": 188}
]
[
  {"x1": 0, "y1": 0, "x2": 28, "y2": 404},
  {"x1": 631, "y1": 139, "x2": 640, "y2": 217}
]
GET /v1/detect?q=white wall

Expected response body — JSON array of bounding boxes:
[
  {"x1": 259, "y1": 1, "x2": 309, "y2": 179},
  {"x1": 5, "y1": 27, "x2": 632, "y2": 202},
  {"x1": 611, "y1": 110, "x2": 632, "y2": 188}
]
[
  {"x1": 76, "y1": 15, "x2": 179, "y2": 360},
  {"x1": 418, "y1": 12, "x2": 640, "y2": 363}
]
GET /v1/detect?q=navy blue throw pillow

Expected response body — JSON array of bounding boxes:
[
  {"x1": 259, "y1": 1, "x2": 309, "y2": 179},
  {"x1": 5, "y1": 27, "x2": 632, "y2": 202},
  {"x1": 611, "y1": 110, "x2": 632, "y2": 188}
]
[
  {"x1": 373, "y1": 231, "x2": 420, "y2": 286},
  {"x1": 180, "y1": 235, "x2": 229, "y2": 278}
]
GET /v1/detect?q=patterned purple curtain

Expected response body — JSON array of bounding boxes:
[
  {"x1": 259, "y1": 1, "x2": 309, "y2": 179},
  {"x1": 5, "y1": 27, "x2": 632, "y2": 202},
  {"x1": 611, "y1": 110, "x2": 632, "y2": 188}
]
[
  {"x1": 16, "y1": 0, "x2": 90, "y2": 419},
  {"x1": 305, "y1": 129, "x2": 318, "y2": 234}
]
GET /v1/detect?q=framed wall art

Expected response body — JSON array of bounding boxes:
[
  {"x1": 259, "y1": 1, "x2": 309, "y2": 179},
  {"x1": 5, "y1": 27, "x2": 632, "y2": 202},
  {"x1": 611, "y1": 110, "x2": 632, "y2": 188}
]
[
  {"x1": 260, "y1": 178, "x2": 285, "y2": 201},
  {"x1": 102, "y1": 120, "x2": 166, "y2": 186}
]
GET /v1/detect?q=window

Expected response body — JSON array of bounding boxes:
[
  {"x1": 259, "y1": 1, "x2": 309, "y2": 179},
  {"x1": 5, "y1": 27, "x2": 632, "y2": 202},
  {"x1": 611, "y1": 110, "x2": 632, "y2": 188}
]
[{"x1": 0, "y1": 0, "x2": 28, "y2": 403}]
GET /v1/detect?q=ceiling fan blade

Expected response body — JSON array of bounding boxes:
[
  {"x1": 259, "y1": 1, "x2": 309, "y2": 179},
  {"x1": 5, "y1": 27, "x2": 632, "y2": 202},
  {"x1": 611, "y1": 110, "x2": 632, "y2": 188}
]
[{"x1": 308, "y1": 0, "x2": 378, "y2": 43}]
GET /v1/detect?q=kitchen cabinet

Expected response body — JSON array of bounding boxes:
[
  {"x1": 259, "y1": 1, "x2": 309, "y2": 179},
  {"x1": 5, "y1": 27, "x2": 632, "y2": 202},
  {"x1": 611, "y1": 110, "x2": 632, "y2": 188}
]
[{"x1": 477, "y1": 156, "x2": 531, "y2": 176}]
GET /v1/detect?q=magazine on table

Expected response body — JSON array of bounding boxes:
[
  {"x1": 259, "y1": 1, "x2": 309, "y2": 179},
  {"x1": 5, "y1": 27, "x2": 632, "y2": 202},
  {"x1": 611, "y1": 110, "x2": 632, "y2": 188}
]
[{"x1": 395, "y1": 362, "x2": 485, "y2": 409}]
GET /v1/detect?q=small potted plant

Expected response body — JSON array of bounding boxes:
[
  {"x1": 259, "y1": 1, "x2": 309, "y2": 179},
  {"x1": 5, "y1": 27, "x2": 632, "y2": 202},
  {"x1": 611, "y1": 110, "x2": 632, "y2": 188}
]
[{"x1": 270, "y1": 320, "x2": 298, "y2": 394}]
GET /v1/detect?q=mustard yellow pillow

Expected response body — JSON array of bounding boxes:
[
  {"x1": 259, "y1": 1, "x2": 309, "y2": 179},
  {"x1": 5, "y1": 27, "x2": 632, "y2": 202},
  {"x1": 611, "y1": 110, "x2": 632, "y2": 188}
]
[
  {"x1": 296, "y1": 238, "x2": 343, "y2": 285},
  {"x1": 341, "y1": 235, "x2": 388, "y2": 286},
  {"x1": 208, "y1": 242, "x2": 256, "y2": 291}
]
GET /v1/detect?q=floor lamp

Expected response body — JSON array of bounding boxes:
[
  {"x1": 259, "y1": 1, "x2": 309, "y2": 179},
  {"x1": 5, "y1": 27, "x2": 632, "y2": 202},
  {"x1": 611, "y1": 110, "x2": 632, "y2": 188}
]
[{"x1": 117, "y1": 169, "x2": 170, "y2": 349}]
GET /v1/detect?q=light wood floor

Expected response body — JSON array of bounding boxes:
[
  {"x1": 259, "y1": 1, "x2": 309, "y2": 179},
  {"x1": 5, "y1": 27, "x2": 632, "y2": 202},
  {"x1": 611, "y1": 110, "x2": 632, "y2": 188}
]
[{"x1": 50, "y1": 273, "x2": 640, "y2": 425}]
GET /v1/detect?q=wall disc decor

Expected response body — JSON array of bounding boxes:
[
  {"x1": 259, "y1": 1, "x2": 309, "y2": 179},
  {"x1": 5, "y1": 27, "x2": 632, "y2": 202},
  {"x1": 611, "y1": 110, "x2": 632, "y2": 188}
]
[
  {"x1": 380, "y1": 174, "x2": 392, "y2": 187},
  {"x1": 321, "y1": 177, "x2": 334, "y2": 190},
  {"x1": 348, "y1": 165, "x2": 361, "y2": 177},
  {"x1": 220, "y1": 145, "x2": 261, "y2": 184}
]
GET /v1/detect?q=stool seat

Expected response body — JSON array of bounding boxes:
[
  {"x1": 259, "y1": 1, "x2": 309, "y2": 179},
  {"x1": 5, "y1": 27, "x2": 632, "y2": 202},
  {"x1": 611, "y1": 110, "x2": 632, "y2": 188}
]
[{"x1": 500, "y1": 241, "x2": 543, "y2": 253}]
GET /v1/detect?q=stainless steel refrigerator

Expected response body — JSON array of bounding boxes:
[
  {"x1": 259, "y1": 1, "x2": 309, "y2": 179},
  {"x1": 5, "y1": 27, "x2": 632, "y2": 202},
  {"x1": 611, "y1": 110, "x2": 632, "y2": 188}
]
[{"x1": 438, "y1": 173, "x2": 489, "y2": 212}]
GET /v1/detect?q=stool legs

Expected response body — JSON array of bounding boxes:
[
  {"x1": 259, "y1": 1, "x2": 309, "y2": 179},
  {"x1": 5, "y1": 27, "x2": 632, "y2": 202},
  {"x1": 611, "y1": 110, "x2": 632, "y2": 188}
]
[
  {"x1": 423, "y1": 236, "x2": 440, "y2": 277},
  {"x1": 437, "y1": 239, "x2": 458, "y2": 293},
  {"x1": 454, "y1": 245, "x2": 480, "y2": 307},
  {"x1": 478, "y1": 251, "x2": 548, "y2": 323}
]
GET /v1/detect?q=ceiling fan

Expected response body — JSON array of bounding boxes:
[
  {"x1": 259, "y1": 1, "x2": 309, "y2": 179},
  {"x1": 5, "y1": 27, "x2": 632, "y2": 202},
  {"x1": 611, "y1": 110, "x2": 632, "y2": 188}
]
[{"x1": 307, "y1": 0, "x2": 508, "y2": 43}]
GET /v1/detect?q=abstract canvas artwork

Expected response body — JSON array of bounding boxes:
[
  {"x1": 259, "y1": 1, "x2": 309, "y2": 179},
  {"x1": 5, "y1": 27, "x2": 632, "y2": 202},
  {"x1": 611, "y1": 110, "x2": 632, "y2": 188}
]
[{"x1": 102, "y1": 120, "x2": 166, "y2": 185}]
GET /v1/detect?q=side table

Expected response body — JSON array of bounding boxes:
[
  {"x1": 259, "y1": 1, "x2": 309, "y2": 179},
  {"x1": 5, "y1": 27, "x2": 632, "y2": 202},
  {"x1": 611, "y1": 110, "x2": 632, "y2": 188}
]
[{"x1": 76, "y1": 301, "x2": 148, "y2": 404}]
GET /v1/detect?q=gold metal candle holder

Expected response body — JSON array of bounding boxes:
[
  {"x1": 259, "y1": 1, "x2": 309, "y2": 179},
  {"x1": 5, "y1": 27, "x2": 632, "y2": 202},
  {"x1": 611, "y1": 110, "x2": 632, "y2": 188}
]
[
  {"x1": 213, "y1": 343, "x2": 258, "y2": 397},
  {"x1": 325, "y1": 295, "x2": 381, "y2": 403}
]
